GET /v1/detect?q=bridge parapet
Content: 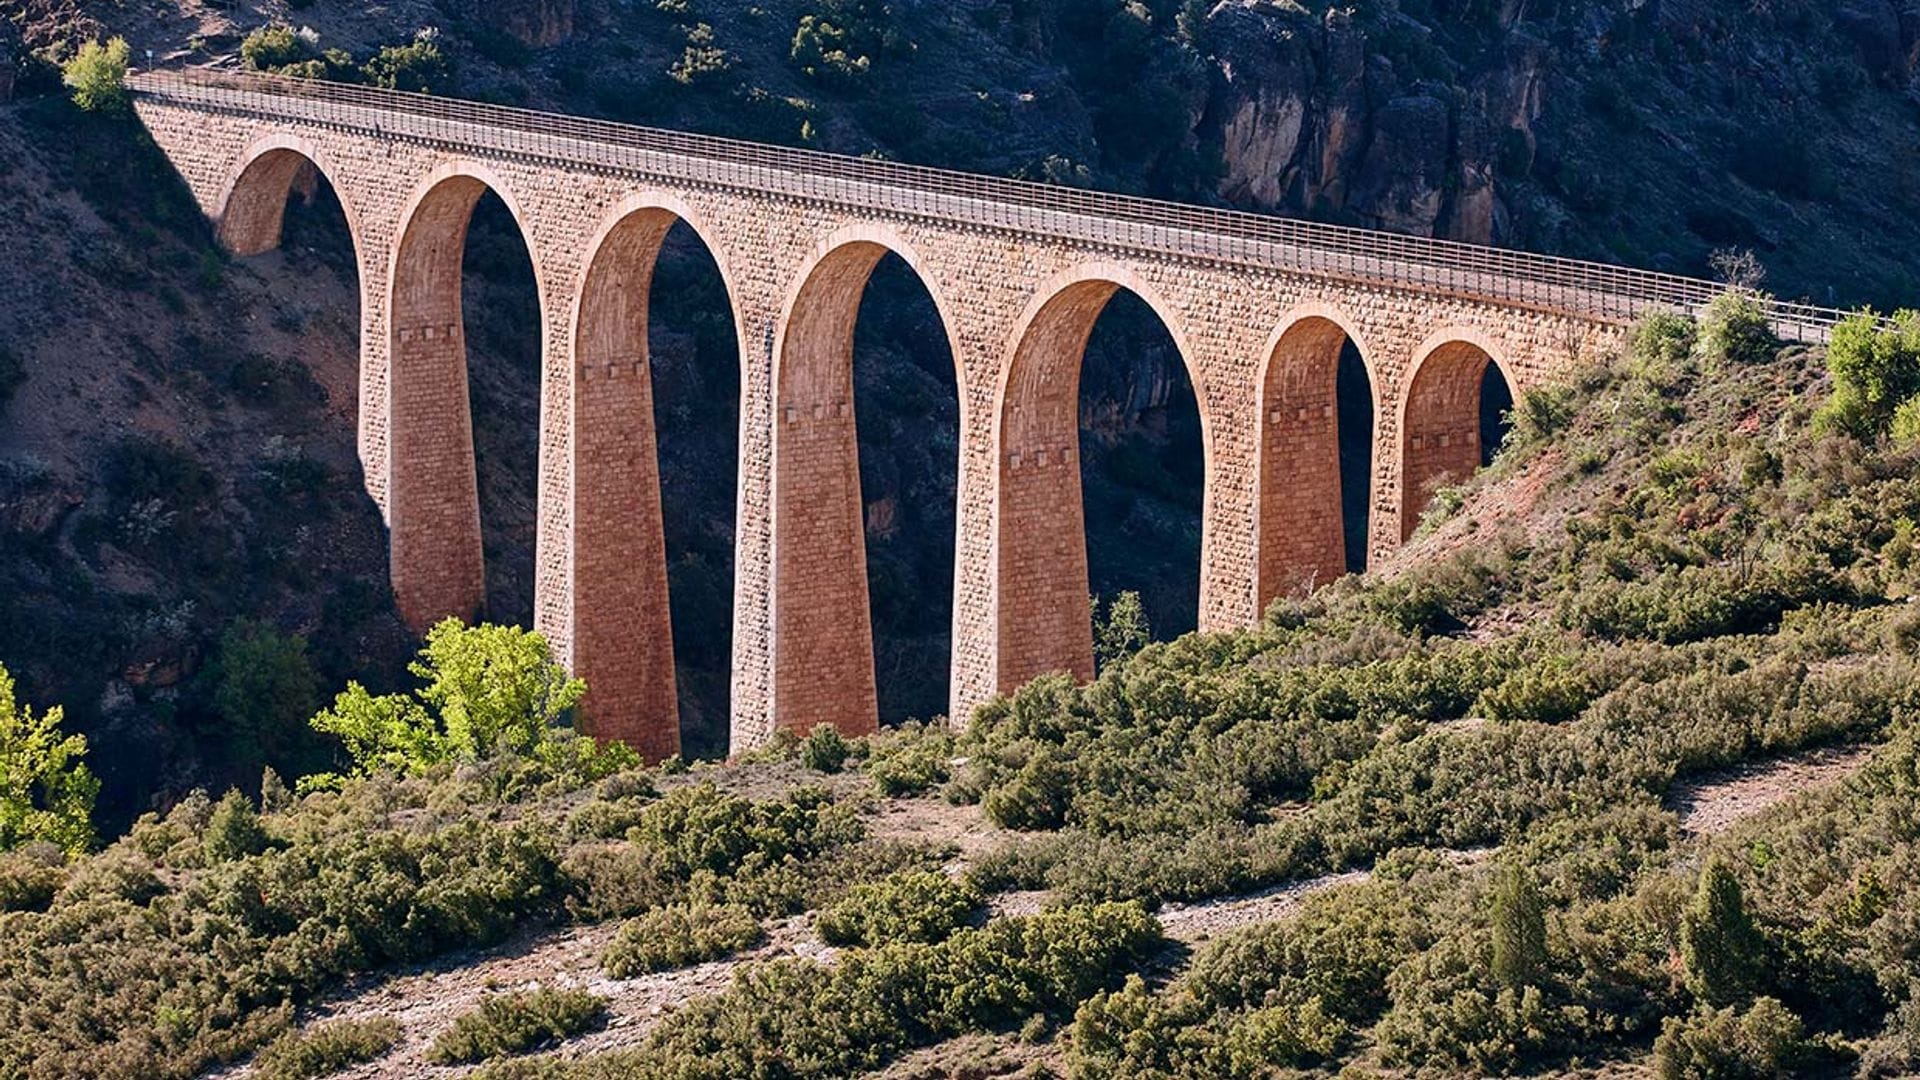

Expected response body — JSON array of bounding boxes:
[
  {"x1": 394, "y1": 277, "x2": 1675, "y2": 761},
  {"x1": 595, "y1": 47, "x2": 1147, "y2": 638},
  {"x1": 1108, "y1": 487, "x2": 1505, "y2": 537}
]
[{"x1": 127, "y1": 69, "x2": 1850, "y2": 343}]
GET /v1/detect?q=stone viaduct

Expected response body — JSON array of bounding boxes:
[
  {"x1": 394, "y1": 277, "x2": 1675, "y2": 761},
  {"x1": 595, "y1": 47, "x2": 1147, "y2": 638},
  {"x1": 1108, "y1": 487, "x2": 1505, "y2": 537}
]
[{"x1": 127, "y1": 70, "x2": 1841, "y2": 760}]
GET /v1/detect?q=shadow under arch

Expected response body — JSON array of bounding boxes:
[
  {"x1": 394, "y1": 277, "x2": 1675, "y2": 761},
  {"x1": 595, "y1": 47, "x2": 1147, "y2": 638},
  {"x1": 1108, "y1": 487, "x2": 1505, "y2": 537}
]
[
  {"x1": 568, "y1": 193, "x2": 745, "y2": 761},
  {"x1": 386, "y1": 162, "x2": 548, "y2": 634},
  {"x1": 1398, "y1": 328, "x2": 1515, "y2": 542},
  {"x1": 1256, "y1": 304, "x2": 1378, "y2": 609},
  {"x1": 770, "y1": 225, "x2": 966, "y2": 739},
  {"x1": 215, "y1": 133, "x2": 368, "y2": 269},
  {"x1": 993, "y1": 265, "x2": 1210, "y2": 693}
]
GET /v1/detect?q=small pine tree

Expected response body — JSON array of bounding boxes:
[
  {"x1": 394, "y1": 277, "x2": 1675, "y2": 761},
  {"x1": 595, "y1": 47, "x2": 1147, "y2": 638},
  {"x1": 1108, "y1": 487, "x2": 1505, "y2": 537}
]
[
  {"x1": 204, "y1": 788, "x2": 270, "y2": 863},
  {"x1": 1492, "y1": 864, "x2": 1549, "y2": 990},
  {"x1": 1094, "y1": 591, "x2": 1151, "y2": 672},
  {"x1": 1680, "y1": 859, "x2": 1769, "y2": 1007}
]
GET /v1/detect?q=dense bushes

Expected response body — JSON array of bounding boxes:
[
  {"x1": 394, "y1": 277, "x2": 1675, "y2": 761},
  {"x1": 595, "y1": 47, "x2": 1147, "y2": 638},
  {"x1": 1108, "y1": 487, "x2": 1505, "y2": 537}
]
[
  {"x1": 252, "y1": 1017, "x2": 400, "y2": 1080},
  {"x1": 815, "y1": 869, "x2": 979, "y2": 946},
  {"x1": 428, "y1": 987, "x2": 607, "y2": 1064},
  {"x1": 601, "y1": 902, "x2": 762, "y2": 977},
  {"x1": 241, "y1": 24, "x2": 450, "y2": 92},
  {"x1": 584, "y1": 902, "x2": 1159, "y2": 1079}
]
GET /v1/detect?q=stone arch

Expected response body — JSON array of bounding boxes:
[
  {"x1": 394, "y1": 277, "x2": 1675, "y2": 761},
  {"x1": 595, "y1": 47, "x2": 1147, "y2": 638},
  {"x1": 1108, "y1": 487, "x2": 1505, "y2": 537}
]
[
  {"x1": 214, "y1": 132, "x2": 367, "y2": 267},
  {"x1": 387, "y1": 161, "x2": 547, "y2": 632},
  {"x1": 769, "y1": 223, "x2": 966, "y2": 738},
  {"x1": 1397, "y1": 327, "x2": 1513, "y2": 541},
  {"x1": 568, "y1": 193, "x2": 744, "y2": 761},
  {"x1": 992, "y1": 263, "x2": 1209, "y2": 692},
  {"x1": 1255, "y1": 303, "x2": 1378, "y2": 607}
]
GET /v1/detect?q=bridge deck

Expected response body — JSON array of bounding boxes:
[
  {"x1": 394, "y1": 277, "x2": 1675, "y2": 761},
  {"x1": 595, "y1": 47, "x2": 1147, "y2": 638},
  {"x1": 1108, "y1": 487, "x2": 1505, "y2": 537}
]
[{"x1": 127, "y1": 68, "x2": 1848, "y2": 343}]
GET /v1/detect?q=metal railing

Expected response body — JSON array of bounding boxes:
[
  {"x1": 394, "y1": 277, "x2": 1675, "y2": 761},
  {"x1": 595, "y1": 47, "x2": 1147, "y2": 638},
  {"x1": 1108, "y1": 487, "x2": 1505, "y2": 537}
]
[{"x1": 127, "y1": 67, "x2": 1854, "y2": 343}]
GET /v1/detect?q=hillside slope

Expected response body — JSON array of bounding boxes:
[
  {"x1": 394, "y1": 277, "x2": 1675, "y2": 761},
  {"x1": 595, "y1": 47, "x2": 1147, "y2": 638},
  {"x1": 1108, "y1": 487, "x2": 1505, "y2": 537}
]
[
  {"x1": 5, "y1": 0, "x2": 1920, "y2": 821},
  {"x1": 3, "y1": 303, "x2": 1920, "y2": 1077}
]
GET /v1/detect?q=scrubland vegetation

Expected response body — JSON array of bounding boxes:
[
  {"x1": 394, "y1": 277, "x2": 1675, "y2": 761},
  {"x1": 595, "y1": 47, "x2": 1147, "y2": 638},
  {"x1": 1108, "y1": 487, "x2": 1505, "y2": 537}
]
[{"x1": 5, "y1": 281, "x2": 1920, "y2": 1075}]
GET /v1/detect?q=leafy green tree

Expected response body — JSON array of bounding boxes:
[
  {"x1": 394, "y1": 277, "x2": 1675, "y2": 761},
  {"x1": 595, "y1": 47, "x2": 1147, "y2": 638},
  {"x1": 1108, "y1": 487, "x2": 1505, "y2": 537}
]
[
  {"x1": 212, "y1": 618, "x2": 321, "y2": 768},
  {"x1": 0, "y1": 664, "x2": 97, "y2": 856},
  {"x1": 1680, "y1": 859, "x2": 1769, "y2": 1007},
  {"x1": 309, "y1": 620, "x2": 624, "y2": 783},
  {"x1": 1816, "y1": 308, "x2": 1920, "y2": 441},
  {"x1": 62, "y1": 37, "x2": 130, "y2": 113},
  {"x1": 1491, "y1": 864, "x2": 1548, "y2": 990}
]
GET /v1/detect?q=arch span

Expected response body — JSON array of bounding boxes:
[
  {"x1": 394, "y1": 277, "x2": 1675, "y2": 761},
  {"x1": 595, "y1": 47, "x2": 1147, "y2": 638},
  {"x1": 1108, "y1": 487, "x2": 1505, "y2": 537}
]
[
  {"x1": 568, "y1": 195, "x2": 742, "y2": 760},
  {"x1": 215, "y1": 134, "x2": 366, "y2": 264},
  {"x1": 993, "y1": 265, "x2": 1207, "y2": 692},
  {"x1": 387, "y1": 163, "x2": 545, "y2": 633},
  {"x1": 770, "y1": 226, "x2": 965, "y2": 738},
  {"x1": 1398, "y1": 329, "x2": 1512, "y2": 541},
  {"x1": 1256, "y1": 305, "x2": 1376, "y2": 607}
]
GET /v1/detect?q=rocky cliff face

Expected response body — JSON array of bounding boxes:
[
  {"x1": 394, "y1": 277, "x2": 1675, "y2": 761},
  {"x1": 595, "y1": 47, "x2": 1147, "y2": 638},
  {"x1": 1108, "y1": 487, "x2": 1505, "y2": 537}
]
[
  {"x1": 1201, "y1": 0, "x2": 1920, "y2": 259},
  {"x1": 442, "y1": 0, "x2": 586, "y2": 48},
  {"x1": 1203, "y1": 0, "x2": 1547, "y2": 243}
]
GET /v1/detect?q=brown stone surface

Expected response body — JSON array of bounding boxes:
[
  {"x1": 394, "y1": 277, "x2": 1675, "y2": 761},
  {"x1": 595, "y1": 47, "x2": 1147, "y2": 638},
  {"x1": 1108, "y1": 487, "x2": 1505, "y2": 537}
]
[{"x1": 131, "y1": 93, "x2": 1623, "y2": 755}]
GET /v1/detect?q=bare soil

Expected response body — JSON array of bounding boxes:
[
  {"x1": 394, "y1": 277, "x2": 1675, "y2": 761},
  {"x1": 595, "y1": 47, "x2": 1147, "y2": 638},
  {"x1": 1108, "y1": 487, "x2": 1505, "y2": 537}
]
[{"x1": 1668, "y1": 743, "x2": 1875, "y2": 836}]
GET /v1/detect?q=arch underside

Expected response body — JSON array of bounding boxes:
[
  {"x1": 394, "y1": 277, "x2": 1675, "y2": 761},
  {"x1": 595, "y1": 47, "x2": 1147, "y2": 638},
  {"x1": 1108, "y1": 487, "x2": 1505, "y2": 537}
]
[
  {"x1": 772, "y1": 240, "x2": 895, "y2": 738},
  {"x1": 994, "y1": 279, "x2": 1125, "y2": 692},
  {"x1": 219, "y1": 146, "x2": 326, "y2": 257},
  {"x1": 389, "y1": 174, "x2": 496, "y2": 633},
  {"x1": 571, "y1": 207, "x2": 684, "y2": 760},
  {"x1": 1257, "y1": 316, "x2": 1351, "y2": 608},
  {"x1": 1400, "y1": 339, "x2": 1494, "y2": 541}
]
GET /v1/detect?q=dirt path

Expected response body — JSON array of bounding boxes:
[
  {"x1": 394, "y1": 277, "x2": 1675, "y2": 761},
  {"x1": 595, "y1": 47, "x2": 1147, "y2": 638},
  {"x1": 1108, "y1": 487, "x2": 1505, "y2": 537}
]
[{"x1": 1669, "y1": 743, "x2": 1875, "y2": 835}]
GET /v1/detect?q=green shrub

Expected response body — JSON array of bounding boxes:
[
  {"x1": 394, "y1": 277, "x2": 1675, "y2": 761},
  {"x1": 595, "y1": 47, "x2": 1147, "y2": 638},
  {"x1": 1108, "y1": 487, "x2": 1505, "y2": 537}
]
[
  {"x1": 816, "y1": 869, "x2": 979, "y2": 947},
  {"x1": 1693, "y1": 290, "x2": 1778, "y2": 369},
  {"x1": 427, "y1": 987, "x2": 607, "y2": 1064},
  {"x1": 1629, "y1": 310, "x2": 1699, "y2": 386},
  {"x1": 252, "y1": 1017, "x2": 401, "y2": 1080},
  {"x1": 363, "y1": 31, "x2": 451, "y2": 92},
  {"x1": 0, "y1": 664, "x2": 97, "y2": 856},
  {"x1": 865, "y1": 722, "x2": 953, "y2": 796},
  {"x1": 799, "y1": 724, "x2": 849, "y2": 773},
  {"x1": 62, "y1": 38, "x2": 129, "y2": 113},
  {"x1": 600, "y1": 902, "x2": 762, "y2": 977},
  {"x1": 241, "y1": 24, "x2": 310, "y2": 71},
  {"x1": 0, "y1": 843, "x2": 66, "y2": 912},
  {"x1": 1653, "y1": 997, "x2": 1815, "y2": 1079}
]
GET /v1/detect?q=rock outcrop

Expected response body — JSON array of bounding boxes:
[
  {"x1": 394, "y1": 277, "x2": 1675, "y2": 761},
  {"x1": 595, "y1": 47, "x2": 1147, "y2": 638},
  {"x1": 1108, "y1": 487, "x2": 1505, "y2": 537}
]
[{"x1": 1203, "y1": 0, "x2": 1552, "y2": 244}]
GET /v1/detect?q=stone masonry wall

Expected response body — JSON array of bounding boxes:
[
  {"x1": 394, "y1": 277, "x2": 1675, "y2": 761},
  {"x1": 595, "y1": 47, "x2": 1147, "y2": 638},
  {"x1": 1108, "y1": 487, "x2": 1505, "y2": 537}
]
[{"x1": 132, "y1": 95, "x2": 1626, "y2": 756}]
